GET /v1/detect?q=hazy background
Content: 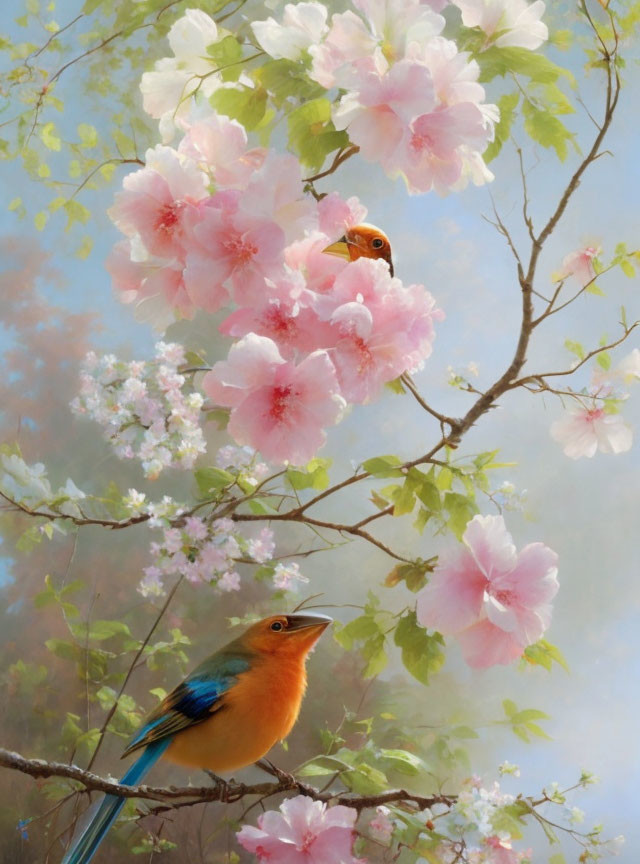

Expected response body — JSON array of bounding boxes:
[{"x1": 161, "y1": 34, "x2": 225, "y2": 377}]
[{"x1": 0, "y1": 1, "x2": 639, "y2": 861}]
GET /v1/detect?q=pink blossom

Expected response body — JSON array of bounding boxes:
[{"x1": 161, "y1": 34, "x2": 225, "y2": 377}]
[
  {"x1": 317, "y1": 193, "x2": 368, "y2": 239},
  {"x1": 398, "y1": 102, "x2": 493, "y2": 193},
  {"x1": 203, "y1": 334, "x2": 345, "y2": 465},
  {"x1": 453, "y1": 0, "x2": 548, "y2": 50},
  {"x1": 218, "y1": 571, "x2": 241, "y2": 592},
  {"x1": 368, "y1": 806, "x2": 394, "y2": 844},
  {"x1": 252, "y1": 2, "x2": 328, "y2": 61},
  {"x1": 241, "y1": 152, "x2": 316, "y2": 242},
  {"x1": 550, "y1": 404, "x2": 633, "y2": 459},
  {"x1": 184, "y1": 516, "x2": 208, "y2": 541},
  {"x1": 139, "y1": 566, "x2": 165, "y2": 598},
  {"x1": 413, "y1": 37, "x2": 487, "y2": 106},
  {"x1": 417, "y1": 515, "x2": 559, "y2": 668},
  {"x1": 109, "y1": 145, "x2": 207, "y2": 259},
  {"x1": 219, "y1": 271, "x2": 333, "y2": 358},
  {"x1": 179, "y1": 112, "x2": 266, "y2": 188},
  {"x1": 186, "y1": 199, "x2": 286, "y2": 306},
  {"x1": 285, "y1": 233, "x2": 350, "y2": 295},
  {"x1": 273, "y1": 562, "x2": 309, "y2": 591},
  {"x1": 557, "y1": 246, "x2": 600, "y2": 287},
  {"x1": 237, "y1": 795, "x2": 359, "y2": 864},
  {"x1": 326, "y1": 258, "x2": 442, "y2": 403},
  {"x1": 248, "y1": 528, "x2": 276, "y2": 563},
  {"x1": 106, "y1": 241, "x2": 195, "y2": 330},
  {"x1": 310, "y1": 0, "x2": 444, "y2": 88},
  {"x1": 333, "y1": 60, "x2": 437, "y2": 169},
  {"x1": 480, "y1": 835, "x2": 528, "y2": 864}
]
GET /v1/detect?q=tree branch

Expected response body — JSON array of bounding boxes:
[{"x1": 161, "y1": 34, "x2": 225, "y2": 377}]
[{"x1": 0, "y1": 748, "x2": 454, "y2": 813}]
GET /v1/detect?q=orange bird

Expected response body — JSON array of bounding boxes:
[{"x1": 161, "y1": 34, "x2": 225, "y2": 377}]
[
  {"x1": 63, "y1": 613, "x2": 331, "y2": 864},
  {"x1": 322, "y1": 223, "x2": 394, "y2": 276}
]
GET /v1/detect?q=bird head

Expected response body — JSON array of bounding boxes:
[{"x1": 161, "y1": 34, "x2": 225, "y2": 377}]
[
  {"x1": 322, "y1": 223, "x2": 394, "y2": 277},
  {"x1": 244, "y1": 613, "x2": 332, "y2": 658}
]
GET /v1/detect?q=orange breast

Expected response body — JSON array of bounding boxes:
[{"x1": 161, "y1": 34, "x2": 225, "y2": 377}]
[{"x1": 164, "y1": 656, "x2": 307, "y2": 773}]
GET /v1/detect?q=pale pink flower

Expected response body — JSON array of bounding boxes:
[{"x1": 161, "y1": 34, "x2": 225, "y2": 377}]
[
  {"x1": 241, "y1": 152, "x2": 316, "y2": 242},
  {"x1": 417, "y1": 514, "x2": 559, "y2": 668},
  {"x1": 453, "y1": 0, "x2": 548, "y2": 49},
  {"x1": 219, "y1": 271, "x2": 333, "y2": 358},
  {"x1": 186, "y1": 199, "x2": 286, "y2": 306},
  {"x1": 369, "y1": 806, "x2": 394, "y2": 844},
  {"x1": 203, "y1": 334, "x2": 345, "y2": 465},
  {"x1": 140, "y1": 9, "x2": 222, "y2": 142},
  {"x1": 179, "y1": 112, "x2": 266, "y2": 188},
  {"x1": 615, "y1": 349, "x2": 640, "y2": 384},
  {"x1": 326, "y1": 258, "x2": 442, "y2": 403},
  {"x1": 413, "y1": 37, "x2": 486, "y2": 106},
  {"x1": 237, "y1": 795, "x2": 359, "y2": 864},
  {"x1": 184, "y1": 516, "x2": 208, "y2": 541},
  {"x1": 139, "y1": 566, "x2": 165, "y2": 598},
  {"x1": 481, "y1": 835, "x2": 523, "y2": 864},
  {"x1": 317, "y1": 192, "x2": 368, "y2": 239},
  {"x1": 398, "y1": 102, "x2": 493, "y2": 193},
  {"x1": 557, "y1": 246, "x2": 600, "y2": 287},
  {"x1": 310, "y1": 0, "x2": 444, "y2": 88},
  {"x1": 333, "y1": 59, "x2": 437, "y2": 169},
  {"x1": 252, "y1": 2, "x2": 328, "y2": 61},
  {"x1": 218, "y1": 570, "x2": 241, "y2": 592},
  {"x1": 550, "y1": 404, "x2": 633, "y2": 459},
  {"x1": 106, "y1": 242, "x2": 194, "y2": 330},
  {"x1": 248, "y1": 528, "x2": 276, "y2": 563},
  {"x1": 273, "y1": 562, "x2": 309, "y2": 591},
  {"x1": 285, "y1": 232, "x2": 350, "y2": 295},
  {"x1": 109, "y1": 145, "x2": 207, "y2": 259}
]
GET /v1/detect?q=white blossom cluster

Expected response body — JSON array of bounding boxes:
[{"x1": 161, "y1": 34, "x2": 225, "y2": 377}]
[
  {"x1": 124, "y1": 490, "x2": 306, "y2": 597},
  {"x1": 70, "y1": 342, "x2": 206, "y2": 478},
  {"x1": 0, "y1": 453, "x2": 86, "y2": 518}
]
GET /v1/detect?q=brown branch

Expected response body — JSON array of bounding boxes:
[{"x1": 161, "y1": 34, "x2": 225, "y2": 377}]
[
  {"x1": 303, "y1": 146, "x2": 360, "y2": 184},
  {"x1": 85, "y1": 577, "x2": 184, "y2": 773},
  {"x1": 0, "y1": 747, "x2": 454, "y2": 813}
]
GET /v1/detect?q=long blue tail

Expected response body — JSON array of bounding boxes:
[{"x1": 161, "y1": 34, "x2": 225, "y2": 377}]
[{"x1": 62, "y1": 739, "x2": 171, "y2": 864}]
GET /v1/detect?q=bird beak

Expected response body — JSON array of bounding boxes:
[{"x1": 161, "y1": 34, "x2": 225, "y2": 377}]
[
  {"x1": 285, "y1": 613, "x2": 332, "y2": 632},
  {"x1": 322, "y1": 236, "x2": 351, "y2": 260}
]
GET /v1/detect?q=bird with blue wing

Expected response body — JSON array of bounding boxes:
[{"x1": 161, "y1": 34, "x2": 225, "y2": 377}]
[{"x1": 62, "y1": 612, "x2": 331, "y2": 864}]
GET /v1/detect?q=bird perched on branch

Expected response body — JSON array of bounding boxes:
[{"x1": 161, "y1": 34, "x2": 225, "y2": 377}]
[
  {"x1": 323, "y1": 223, "x2": 394, "y2": 276},
  {"x1": 62, "y1": 612, "x2": 331, "y2": 864}
]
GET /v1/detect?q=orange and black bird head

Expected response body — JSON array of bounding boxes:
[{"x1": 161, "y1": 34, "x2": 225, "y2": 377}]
[
  {"x1": 243, "y1": 612, "x2": 332, "y2": 659},
  {"x1": 322, "y1": 223, "x2": 394, "y2": 277}
]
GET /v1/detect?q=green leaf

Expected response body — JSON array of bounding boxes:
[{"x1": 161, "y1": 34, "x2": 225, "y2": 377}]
[
  {"x1": 550, "y1": 30, "x2": 572, "y2": 50},
  {"x1": 502, "y1": 698, "x2": 518, "y2": 718},
  {"x1": 477, "y1": 46, "x2": 575, "y2": 87},
  {"x1": 75, "y1": 235, "x2": 93, "y2": 260},
  {"x1": 211, "y1": 86, "x2": 268, "y2": 131},
  {"x1": 297, "y1": 755, "x2": 354, "y2": 777},
  {"x1": 522, "y1": 99, "x2": 573, "y2": 161},
  {"x1": 444, "y1": 491, "x2": 477, "y2": 539},
  {"x1": 333, "y1": 615, "x2": 380, "y2": 651},
  {"x1": 362, "y1": 455, "x2": 403, "y2": 478},
  {"x1": 63, "y1": 200, "x2": 90, "y2": 231},
  {"x1": 484, "y1": 92, "x2": 519, "y2": 163},
  {"x1": 384, "y1": 560, "x2": 435, "y2": 592},
  {"x1": 362, "y1": 633, "x2": 388, "y2": 677},
  {"x1": 523, "y1": 639, "x2": 569, "y2": 672},
  {"x1": 394, "y1": 612, "x2": 445, "y2": 685},
  {"x1": 77, "y1": 123, "x2": 98, "y2": 148},
  {"x1": 378, "y1": 748, "x2": 425, "y2": 775},
  {"x1": 286, "y1": 458, "x2": 331, "y2": 490},
  {"x1": 620, "y1": 258, "x2": 636, "y2": 278},
  {"x1": 40, "y1": 121, "x2": 61, "y2": 151},
  {"x1": 72, "y1": 619, "x2": 131, "y2": 641},
  {"x1": 287, "y1": 97, "x2": 349, "y2": 171},
  {"x1": 597, "y1": 351, "x2": 611, "y2": 370},
  {"x1": 564, "y1": 338, "x2": 585, "y2": 360},
  {"x1": 450, "y1": 725, "x2": 479, "y2": 739},
  {"x1": 34, "y1": 210, "x2": 48, "y2": 231},
  {"x1": 206, "y1": 35, "x2": 244, "y2": 81},
  {"x1": 194, "y1": 466, "x2": 234, "y2": 496},
  {"x1": 8, "y1": 197, "x2": 23, "y2": 212},
  {"x1": 255, "y1": 59, "x2": 324, "y2": 109}
]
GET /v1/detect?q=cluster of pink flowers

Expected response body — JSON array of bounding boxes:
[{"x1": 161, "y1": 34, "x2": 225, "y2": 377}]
[
  {"x1": 250, "y1": 0, "x2": 500, "y2": 194},
  {"x1": 417, "y1": 514, "x2": 559, "y2": 668},
  {"x1": 108, "y1": 106, "x2": 442, "y2": 464},
  {"x1": 237, "y1": 795, "x2": 360, "y2": 864},
  {"x1": 70, "y1": 343, "x2": 205, "y2": 478}
]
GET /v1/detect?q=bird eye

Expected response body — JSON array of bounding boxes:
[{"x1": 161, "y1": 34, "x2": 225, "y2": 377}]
[
  {"x1": 270, "y1": 621, "x2": 284, "y2": 632},
  {"x1": 371, "y1": 237, "x2": 384, "y2": 249}
]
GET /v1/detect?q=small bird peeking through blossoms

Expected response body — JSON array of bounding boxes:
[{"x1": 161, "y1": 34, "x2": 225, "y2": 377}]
[
  {"x1": 323, "y1": 223, "x2": 395, "y2": 276},
  {"x1": 417, "y1": 514, "x2": 559, "y2": 668}
]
